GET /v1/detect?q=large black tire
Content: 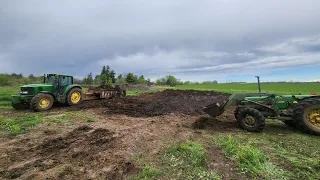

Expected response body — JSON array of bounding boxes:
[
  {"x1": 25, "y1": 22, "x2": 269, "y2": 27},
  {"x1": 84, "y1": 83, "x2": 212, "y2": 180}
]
[
  {"x1": 234, "y1": 106, "x2": 241, "y2": 120},
  {"x1": 284, "y1": 120, "x2": 295, "y2": 127},
  {"x1": 236, "y1": 108, "x2": 265, "y2": 132},
  {"x1": 66, "y1": 88, "x2": 83, "y2": 106},
  {"x1": 12, "y1": 103, "x2": 29, "y2": 110},
  {"x1": 292, "y1": 98, "x2": 320, "y2": 135},
  {"x1": 31, "y1": 93, "x2": 54, "y2": 112}
]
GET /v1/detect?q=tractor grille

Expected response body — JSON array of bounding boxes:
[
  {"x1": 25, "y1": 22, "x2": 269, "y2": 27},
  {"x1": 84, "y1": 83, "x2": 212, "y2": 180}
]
[{"x1": 20, "y1": 87, "x2": 35, "y2": 95}]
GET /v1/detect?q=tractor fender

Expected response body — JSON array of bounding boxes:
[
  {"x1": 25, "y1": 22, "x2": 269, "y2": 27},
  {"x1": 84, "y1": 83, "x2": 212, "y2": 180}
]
[
  {"x1": 39, "y1": 91, "x2": 55, "y2": 99},
  {"x1": 64, "y1": 85, "x2": 82, "y2": 96}
]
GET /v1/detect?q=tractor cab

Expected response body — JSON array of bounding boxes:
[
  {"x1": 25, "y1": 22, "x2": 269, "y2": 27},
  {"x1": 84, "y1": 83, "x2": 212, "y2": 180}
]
[
  {"x1": 44, "y1": 74, "x2": 73, "y2": 87},
  {"x1": 44, "y1": 74, "x2": 76, "y2": 95}
]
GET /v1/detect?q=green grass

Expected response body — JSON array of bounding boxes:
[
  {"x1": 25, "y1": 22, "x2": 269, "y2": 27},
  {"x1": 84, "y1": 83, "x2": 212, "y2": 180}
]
[
  {"x1": 175, "y1": 82, "x2": 320, "y2": 95},
  {"x1": 0, "y1": 111, "x2": 94, "y2": 136},
  {"x1": 0, "y1": 113, "x2": 44, "y2": 136},
  {"x1": 134, "y1": 141, "x2": 221, "y2": 180},
  {"x1": 231, "y1": 128, "x2": 320, "y2": 180},
  {"x1": 0, "y1": 86, "x2": 19, "y2": 107},
  {"x1": 133, "y1": 165, "x2": 161, "y2": 180},
  {"x1": 47, "y1": 112, "x2": 74, "y2": 123},
  {"x1": 210, "y1": 123, "x2": 320, "y2": 180},
  {"x1": 213, "y1": 135, "x2": 285, "y2": 179}
]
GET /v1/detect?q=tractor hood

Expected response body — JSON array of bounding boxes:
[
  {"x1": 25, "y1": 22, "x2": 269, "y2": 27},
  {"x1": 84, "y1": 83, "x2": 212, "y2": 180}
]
[
  {"x1": 21, "y1": 84, "x2": 53, "y2": 88},
  {"x1": 20, "y1": 84, "x2": 54, "y2": 95}
]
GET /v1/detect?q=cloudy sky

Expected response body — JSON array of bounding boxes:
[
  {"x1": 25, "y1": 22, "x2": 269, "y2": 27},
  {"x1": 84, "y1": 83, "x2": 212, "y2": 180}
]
[{"x1": 1, "y1": 0, "x2": 320, "y2": 82}]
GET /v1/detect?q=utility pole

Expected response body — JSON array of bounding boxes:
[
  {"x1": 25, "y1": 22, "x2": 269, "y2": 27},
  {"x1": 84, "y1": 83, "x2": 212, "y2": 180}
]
[{"x1": 255, "y1": 76, "x2": 261, "y2": 93}]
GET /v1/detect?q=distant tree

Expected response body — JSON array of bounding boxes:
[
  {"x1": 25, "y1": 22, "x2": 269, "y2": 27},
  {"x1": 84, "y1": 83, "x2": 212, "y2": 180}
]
[
  {"x1": 138, "y1": 75, "x2": 146, "y2": 84},
  {"x1": 18, "y1": 73, "x2": 23, "y2": 79},
  {"x1": 166, "y1": 75, "x2": 178, "y2": 86},
  {"x1": 117, "y1": 74, "x2": 126, "y2": 83},
  {"x1": 146, "y1": 78, "x2": 152, "y2": 85},
  {"x1": 106, "y1": 65, "x2": 110, "y2": 78},
  {"x1": 156, "y1": 77, "x2": 167, "y2": 86},
  {"x1": 84, "y1": 72, "x2": 93, "y2": 85},
  {"x1": 101, "y1": 66, "x2": 107, "y2": 76},
  {"x1": 0, "y1": 74, "x2": 10, "y2": 86},
  {"x1": 110, "y1": 70, "x2": 116, "y2": 83},
  {"x1": 100, "y1": 74, "x2": 107, "y2": 86},
  {"x1": 126, "y1": 73, "x2": 138, "y2": 84},
  {"x1": 73, "y1": 78, "x2": 83, "y2": 84},
  {"x1": 94, "y1": 75, "x2": 101, "y2": 85},
  {"x1": 28, "y1": 74, "x2": 35, "y2": 80}
]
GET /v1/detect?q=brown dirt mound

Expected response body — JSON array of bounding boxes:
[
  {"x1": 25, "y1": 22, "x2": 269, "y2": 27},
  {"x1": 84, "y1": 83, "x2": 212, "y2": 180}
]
[
  {"x1": 0, "y1": 125, "x2": 134, "y2": 180},
  {"x1": 76, "y1": 89, "x2": 230, "y2": 117}
]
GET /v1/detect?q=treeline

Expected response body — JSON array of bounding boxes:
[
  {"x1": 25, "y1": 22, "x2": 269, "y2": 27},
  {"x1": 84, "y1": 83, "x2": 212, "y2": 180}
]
[
  {"x1": 0, "y1": 65, "x2": 220, "y2": 87},
  {"x1": 81, "y1": 65, "x2": 153, "y2": 86},
  {"x1": 0, "y1": 73, "x2": 43, "y2": 86}
]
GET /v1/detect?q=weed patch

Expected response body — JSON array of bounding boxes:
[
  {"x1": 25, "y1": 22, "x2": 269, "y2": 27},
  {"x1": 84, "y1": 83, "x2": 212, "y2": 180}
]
[
  {"x1": 161, "y1": 141, "x2": 220, "y2": 179},
  {"x1": 133, "y1": 165, "x2": 161, "y2": 180},
  {"x1": 0, "y1": 114, "x2": 44, "y2": 136},
  {"x1": 213, "y1": 135, "x2": 286, "y2": 179},
  {"x1": 133, "y1": 141, "x2": 221, "y2": 180},
  {"x1": 48, "y1": 112, "x2": 74, "y2": 123}
]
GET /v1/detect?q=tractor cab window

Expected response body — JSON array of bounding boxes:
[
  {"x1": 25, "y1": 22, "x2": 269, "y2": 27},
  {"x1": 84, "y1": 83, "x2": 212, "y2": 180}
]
[
  {"x1": 59, "y1": 76, "x2": 72, "y2": 86},
  {"x1": 45, "y1": 75, "x2": 56, "y2": 84}
]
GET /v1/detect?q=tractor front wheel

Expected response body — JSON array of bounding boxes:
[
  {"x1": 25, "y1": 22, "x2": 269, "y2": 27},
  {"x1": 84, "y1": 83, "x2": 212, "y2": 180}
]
[
  {"x1": 31, "y1": 93, "x2": 54, "y2": 111},
  {"x1": 236, "y1": 108, "x2": 265, "y2": 132},
  {"x1": 12, "y1": 103, "x2": 29, "y2": 110},
  {"x1": 67, "y1": 88, "x2": 83, "y2": 106},
  {"x1": 293, "y1": 99, "x2": 320, "y2": 135}
]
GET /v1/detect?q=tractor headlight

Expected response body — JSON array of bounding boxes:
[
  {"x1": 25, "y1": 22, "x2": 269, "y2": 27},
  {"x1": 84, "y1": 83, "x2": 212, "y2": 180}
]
[{"x1": 20, "y1": 91, "x2": 28, "y2": 94}]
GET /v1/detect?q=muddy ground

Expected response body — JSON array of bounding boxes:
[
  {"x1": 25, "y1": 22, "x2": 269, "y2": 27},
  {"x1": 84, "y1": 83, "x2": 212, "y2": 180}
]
[{"x1": 0, "y1": 90, "x2": 245, "y2": 180}]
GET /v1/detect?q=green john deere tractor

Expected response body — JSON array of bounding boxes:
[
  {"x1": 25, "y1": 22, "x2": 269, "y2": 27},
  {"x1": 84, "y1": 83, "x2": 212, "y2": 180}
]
[
  {"x1": 203, "y1": 90, "x2": 320, "y2": 135},
  {"x1": 11, "y1": 74, "x2": 83, "y2": 111}
]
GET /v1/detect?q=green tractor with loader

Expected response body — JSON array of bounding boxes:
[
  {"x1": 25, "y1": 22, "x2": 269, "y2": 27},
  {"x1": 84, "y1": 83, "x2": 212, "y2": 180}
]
[
  {"x1": 11, "y1": 74, "x2": 126, "y2": 111},
  {"x1": 203, "y1": 82, "x2": 320, "y2": 135}
]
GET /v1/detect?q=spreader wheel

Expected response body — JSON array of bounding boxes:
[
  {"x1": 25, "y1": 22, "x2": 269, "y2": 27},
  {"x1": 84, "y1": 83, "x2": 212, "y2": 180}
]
[{"x1": 236, "y1": 107, "x2": 265, "y2": 132}]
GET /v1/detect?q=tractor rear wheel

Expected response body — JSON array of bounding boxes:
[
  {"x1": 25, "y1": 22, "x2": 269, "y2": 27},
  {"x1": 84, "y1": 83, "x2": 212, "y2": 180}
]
[
  {"x1": 236, "y1": 108, "x2": 265, "y2": 132},
  {"x1": 292, "y1": 98, "x2": 320, "y2": 135},
  {"x1": 31, "y1": 93, "x2": 54, "y2": 111},
  {"x1": 66, "y1": 88, "x2": 83, "y2": 106}
]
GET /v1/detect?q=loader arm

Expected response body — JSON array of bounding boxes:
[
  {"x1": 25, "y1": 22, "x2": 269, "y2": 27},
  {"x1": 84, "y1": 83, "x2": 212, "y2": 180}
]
[{"x1": 203, "y1": 93, "x2": 272, "y2": 118}]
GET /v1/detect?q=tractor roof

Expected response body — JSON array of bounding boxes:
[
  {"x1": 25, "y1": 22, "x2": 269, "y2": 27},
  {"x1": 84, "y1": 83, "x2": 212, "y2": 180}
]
[{"x1": 47, "y1": 73, "x2": 73, "y2": 77}]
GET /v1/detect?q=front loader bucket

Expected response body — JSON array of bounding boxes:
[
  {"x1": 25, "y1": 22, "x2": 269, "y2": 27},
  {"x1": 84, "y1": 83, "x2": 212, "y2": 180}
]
[{"x1": 202, "y1": 103, "x2": 223, "y2": 118}]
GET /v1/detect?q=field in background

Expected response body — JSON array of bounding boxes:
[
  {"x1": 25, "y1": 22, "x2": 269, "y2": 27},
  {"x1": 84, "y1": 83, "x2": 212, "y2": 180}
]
[{"x1": 175, "y1": 82, "x2": 320, "y2": 95}]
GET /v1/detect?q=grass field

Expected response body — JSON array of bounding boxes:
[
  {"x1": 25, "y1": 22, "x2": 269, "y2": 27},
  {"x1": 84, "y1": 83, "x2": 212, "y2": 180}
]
[{"x1": 175, "y1": 82, "x2": 320, "y2": 95}]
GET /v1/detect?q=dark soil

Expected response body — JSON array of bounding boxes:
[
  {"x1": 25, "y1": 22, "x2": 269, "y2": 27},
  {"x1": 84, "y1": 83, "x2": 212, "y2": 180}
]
[
  {"x1": 0, "y1": 125, "x2": 134, "y2": 180},
  {"x1": 75, "y1": 89, "x2": 230, "y2": 117}
]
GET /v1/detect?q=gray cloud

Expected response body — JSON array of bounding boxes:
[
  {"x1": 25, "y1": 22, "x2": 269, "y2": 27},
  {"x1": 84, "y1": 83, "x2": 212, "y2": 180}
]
[{"x1": 1, "y1": 0, "x2": 320, "y2": 81}]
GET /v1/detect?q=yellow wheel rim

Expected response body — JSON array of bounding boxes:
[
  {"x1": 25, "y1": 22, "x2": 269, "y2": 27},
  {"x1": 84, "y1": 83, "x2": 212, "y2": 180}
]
[
  {"x1": 39, "y1": 98, "x2": 50, "y2": 108},
  {"x1": 308, "y1": 109, "x2": 320, "y2": 128},
  {"x1": 244, "y1": 116, "x2": 256, "y2": 127},
  {"x1": 71, "y1": 92, "x2": 81, "y2": 103}
]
